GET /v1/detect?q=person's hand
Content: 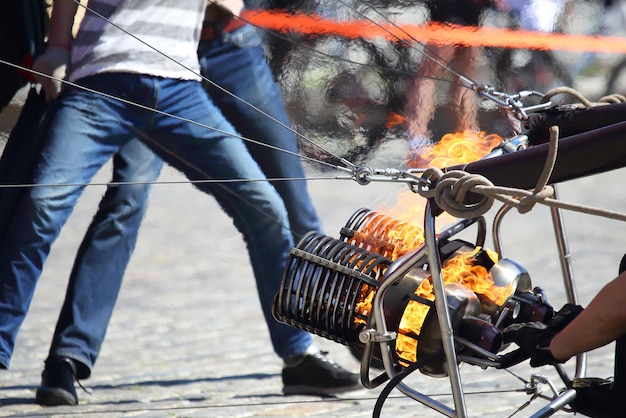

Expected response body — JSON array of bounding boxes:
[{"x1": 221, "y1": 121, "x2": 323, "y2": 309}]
[
  {"x1": 32, "y1": 47, "x2": 70, "y2": 102},
  {"x1": 548, "y1": 303, "x2": 584, "y2": 332},
  {"x1": 503, "y1": 321, "x2": 560, "y2": 366},
  {"x1": 503, "y1": 303, "x2": 583, "y2": 367}
]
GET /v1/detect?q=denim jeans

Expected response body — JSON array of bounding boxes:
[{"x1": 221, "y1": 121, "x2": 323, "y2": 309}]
[
  {"x1": 0, "y1": 70, "x2": 312, "y2": 372},
  {"x1": 47, "y1": 139, "x2": 163, "y2": 378},
  {"x1": 198, "y1": 24, "x2": 321, "y2": 241}
]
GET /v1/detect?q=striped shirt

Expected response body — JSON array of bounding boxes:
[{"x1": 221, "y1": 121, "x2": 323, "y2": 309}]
[{"x1": 69, "y1": 0, "x2": 206, "y2": 82}]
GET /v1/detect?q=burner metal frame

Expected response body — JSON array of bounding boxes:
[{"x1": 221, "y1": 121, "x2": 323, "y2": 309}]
[{"x1": 273, "y1": 188, "x2": 584, "y2": 417}]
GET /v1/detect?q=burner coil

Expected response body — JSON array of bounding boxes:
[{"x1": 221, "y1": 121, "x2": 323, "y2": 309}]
[
  {"x1": 340, "y1": 208, "x2": 425, "y2": 260},
  {"x1": 273, "y1": 231, "x2": 391, "y2": 346}
]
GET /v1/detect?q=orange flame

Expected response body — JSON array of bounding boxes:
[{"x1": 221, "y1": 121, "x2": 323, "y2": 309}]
[
  {"x1": 442, "y1": 247, "x2": 514, "y2": 308},
  {"x1": 349, "y1": 128, "x2": 506, "y2": 363},
  {"x1": 396, "y1": 277, "x2": 434, "y2": 362},
  {"x1": 351, "y1": 212, "x2": 425, "y2": 261},
  {"x1": 352, "y1": 200, "x2": 441, "y2": 327},
  {"x1": 395, "y1": 247, "x2": 511, "y2": 363},
  {"x1": 354, "y1": 238, "x2": 513, "y2": 363},
  {"x1": 409, "y1": 130, "x2": 502, "y2": 169},
  {"x1": 351, "y1": 194, "x2": 453, "y2": 327},
  {"x1": 247, "y1": 10, "x2": 626, "y2": 54},
  {"x1": 355, "y1": 286, "x2": 376, "y2": 325},
  {"x1": 386, "y1": 111, "x2": 407, "y2": 129}
]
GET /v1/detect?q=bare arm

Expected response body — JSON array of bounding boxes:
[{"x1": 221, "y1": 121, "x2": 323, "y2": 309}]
[
  {"x1": 550, "y1": 271, "x2": 626, "y2": 361},
  {"x1": 32, "y1": 0, "x2": 80, "y2": 101},
  {"x1": 47, "y1": 0, "x2": 80, "y2": 49}
]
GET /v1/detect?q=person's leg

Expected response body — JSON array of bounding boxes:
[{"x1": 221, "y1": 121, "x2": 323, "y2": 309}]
[
  {"x1": 145, "y1": 77, "x2": 312, "y2": 359},
  {"x1": 198, "y1": 24, "x2": 321, "y2": 242},
  {"x1": 147, "y1": 78, "x2": 359, "y2": 395},
  {"x1": 0, "y1": 83, "x2": 128, "y2": 370},
  {"x1": 450, "y1": 46, "x2": 480, "y2": 134},
  {"x1": 35, "y1": 140, "x2": 162, "y2": 406},
  {"x1": 404, "y1": 44, "x2": 455, "y2": 146},
  {"x1": 48, "y1": 140, "x2": 163, "y2": 377}
]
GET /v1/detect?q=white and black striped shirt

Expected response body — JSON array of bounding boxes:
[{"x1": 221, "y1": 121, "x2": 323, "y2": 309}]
[{"x1": 69, "y1": 0, "x2": 206, "y2": 82}]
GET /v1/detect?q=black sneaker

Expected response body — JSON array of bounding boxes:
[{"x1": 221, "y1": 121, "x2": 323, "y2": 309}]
[
  {"x1": 35, "y1": 357, "x2": 79, "y2": 406},
  {"x1": 282, "y1": 351, "x2": 361, "y2": 396}
]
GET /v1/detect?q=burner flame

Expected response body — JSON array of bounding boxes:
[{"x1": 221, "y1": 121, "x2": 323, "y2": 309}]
[
  {"x1": 351, "y1": 129, "x2": 506, "y2": 363},
  {"x1": 395, "y1": 247, "x2": 507, "y2": 363},
  {"x1": 408, "y1": 130, "x2": 502, "y2": 169},
  {"x1": 351, "y1": 210, "x2": 513, "y2": 364}
]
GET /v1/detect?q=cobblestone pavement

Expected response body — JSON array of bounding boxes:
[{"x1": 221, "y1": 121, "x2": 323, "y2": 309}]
[{"x1": 1, "y1": 88, "x2": 624, "y2": 417}]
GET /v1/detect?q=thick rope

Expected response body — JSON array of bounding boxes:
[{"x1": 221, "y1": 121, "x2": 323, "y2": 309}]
[
  {"x1": 415, "y1": 126, "x2": 626, "y2": 222},
  {"x1": 540, "y1": 86, "x2": 626, "y2": 107}
]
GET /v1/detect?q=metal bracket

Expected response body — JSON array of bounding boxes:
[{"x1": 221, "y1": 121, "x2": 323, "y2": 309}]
[{"x1": 359, "y1": 328, "x2": 397, "y2": 343}]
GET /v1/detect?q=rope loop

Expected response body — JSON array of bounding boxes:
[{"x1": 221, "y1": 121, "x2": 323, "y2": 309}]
[
  {"x1": 541, "y1": 86, "x2": 626, "y2": 108},
  {"x1": 418, "y1": 169, "x2": 495, "y2": 218},
  {"x1": 517, "y1": 186, "x2": 554, "y2": 214},
  {"x1": 410, "y1": 122, "x2": 626, "y2": 223},
  {"x1": 415, "y1": 167, "x2": 443, "y2": 199}
]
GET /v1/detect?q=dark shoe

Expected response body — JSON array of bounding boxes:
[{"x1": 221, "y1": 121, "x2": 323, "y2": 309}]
[
  {"x1": 35, "y1": 357, "x2": 79, "y2": 406},
  {"x1": 282, "y1": 351, "x2": 361, "y2": 396}
]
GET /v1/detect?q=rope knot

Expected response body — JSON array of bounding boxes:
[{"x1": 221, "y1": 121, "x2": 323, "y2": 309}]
[
  {"x1": 517, "y1": 186, "x2": 554, "y2": 214},
  {"x1": 418, "y1": 168, "x2": 495, "y2": 218}
]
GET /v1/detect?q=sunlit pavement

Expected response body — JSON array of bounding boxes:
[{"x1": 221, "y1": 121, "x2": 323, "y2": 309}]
[
  {"x1": 1, "y1": 71, "x2": 625, "y2": 417},
  {"x1": 0, "y1": 151, "x2": 621, "y2": 417}
]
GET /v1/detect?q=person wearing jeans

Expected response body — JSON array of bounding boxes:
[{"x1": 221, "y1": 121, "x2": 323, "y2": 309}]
[
  {"x1": 44, "y1": 138, "x2": 163, "y2": 379},
  {"x1": 197, "y1": 21, "x2": 321, "y2": 241},
  {"x1": 0, "y1": 0, "x2": 358, "y2": 406}
]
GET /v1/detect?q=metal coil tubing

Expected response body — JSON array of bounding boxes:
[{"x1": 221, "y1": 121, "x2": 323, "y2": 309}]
[
  {"x1": 273, "y1": 231, "x2": 392, "y2": 346},
  {"x1": 340, "y1": 208, "x2": 426, "y2": 260}
]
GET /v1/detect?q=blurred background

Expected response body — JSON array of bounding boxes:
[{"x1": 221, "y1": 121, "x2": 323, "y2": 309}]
[
  {"x1": 2, "y1": 1, "x2": 626, "y2": 416},
  {"x1": 245, "y1": 0, "x2": 626, "y2": 167}
]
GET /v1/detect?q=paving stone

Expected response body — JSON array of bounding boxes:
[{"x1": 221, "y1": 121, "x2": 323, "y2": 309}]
[{"x1": 0, "y1": 86, "x2": 623, "y2": 417}]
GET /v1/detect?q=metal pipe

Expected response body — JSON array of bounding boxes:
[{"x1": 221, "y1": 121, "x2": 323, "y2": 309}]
[
  {"x1": 549, "y1": 185, "x2": 587, "y2": 378},
  {"x1": 550, "y1": 185, "x2": 578, "y2": 303},
  {"x1": 368, "y1": 247, "x2": 456, "y2": 416},
  {"x1": 528, "y1": 388, "x2": 577, "y2": 418},
  {"x1": 492, "y1": 202, "x2": 513, "y2": 258},
  {"x1": 424, "y1": 200, "x2": 468, "y2": 417},
  {"x1": 371, "y1": 249, "x2": 425, "y2": 379}
]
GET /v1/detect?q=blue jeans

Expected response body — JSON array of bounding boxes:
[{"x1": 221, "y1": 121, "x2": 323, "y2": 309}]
[
  {"x1": 47, "y1": 139, "x2": 163, "y2": 378},
  {"x1": 198, "y1": 24, "x2": 321, "y2": 242},
  {"x1": 0, "y1": 71, "x2": 312, "y2": 373}
]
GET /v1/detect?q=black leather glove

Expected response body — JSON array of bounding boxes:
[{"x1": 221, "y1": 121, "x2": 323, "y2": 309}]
[
  {"x1": 547, "y1": 303, "x2": 584, "y2": 332},
  {"x1": 503, "y1": 321, "x2": 560, "y2": 366},
  {"x1": 503, "y1": 303, "x2": 584, "y2": 367}
]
